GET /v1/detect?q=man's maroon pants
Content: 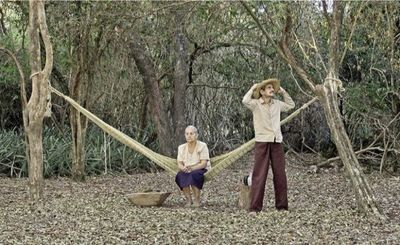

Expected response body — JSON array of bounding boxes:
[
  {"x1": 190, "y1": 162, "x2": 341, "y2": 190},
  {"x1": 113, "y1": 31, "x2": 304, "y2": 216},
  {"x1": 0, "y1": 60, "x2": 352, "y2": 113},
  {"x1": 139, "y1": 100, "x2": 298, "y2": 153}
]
[{"x1": 249, "y1": 142, "x2": 288, "y2": 212}]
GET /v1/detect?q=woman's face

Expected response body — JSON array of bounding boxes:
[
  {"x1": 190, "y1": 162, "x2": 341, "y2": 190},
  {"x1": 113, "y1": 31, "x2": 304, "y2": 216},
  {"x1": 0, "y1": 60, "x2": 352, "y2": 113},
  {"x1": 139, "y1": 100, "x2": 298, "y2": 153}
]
[{"x1": 185, "y1": 128, "x2": 198, "y2": 143}]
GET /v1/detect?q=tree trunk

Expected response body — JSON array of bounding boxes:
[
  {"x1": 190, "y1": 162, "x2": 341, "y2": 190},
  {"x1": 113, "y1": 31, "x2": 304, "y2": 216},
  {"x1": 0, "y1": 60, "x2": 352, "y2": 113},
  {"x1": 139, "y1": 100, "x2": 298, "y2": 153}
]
[
  {"x1": 69, "y1": 58, "x2": 91, "y2": 180},
  {"x1": 68, "y1": 3, "x2": 93, "y2": 181},
  {"x1": 27, "y1": 0, "x2": 53, "y2": 200},
  {"x1": 70, "y1": 114, "x2": 88, "y2": 181},
  {"x1": 26, "y1": 123, "x2": 44, "y2": 199},
  {"x1": 130, "y1": 31, "x2": 174, "y2": 156},
  {"x1": 0, "y1": 7, "x2": 6, "y2": 36},
  {"x1": 321, "y1": 2, "x2": 383, "y2": 217},
  {"x1": 172, "y1": 8, "x2": 189, "y2": 148},
  {"x1": 316, "y1": 77, "x2": 384, "y2": 217},
  {"x1": 70, "y1": 102, "x2": 88, "y2": 181},
  {"x1": 138, "y1": 96, "x2": 149, "y2": 141}
]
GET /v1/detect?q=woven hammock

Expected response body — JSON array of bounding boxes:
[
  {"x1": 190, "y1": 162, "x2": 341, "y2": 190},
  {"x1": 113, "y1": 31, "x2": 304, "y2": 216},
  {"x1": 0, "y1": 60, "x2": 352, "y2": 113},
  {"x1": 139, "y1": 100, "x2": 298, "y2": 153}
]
[{"x1": 50, "y1": 86, "x2": 317, "y2": 181}]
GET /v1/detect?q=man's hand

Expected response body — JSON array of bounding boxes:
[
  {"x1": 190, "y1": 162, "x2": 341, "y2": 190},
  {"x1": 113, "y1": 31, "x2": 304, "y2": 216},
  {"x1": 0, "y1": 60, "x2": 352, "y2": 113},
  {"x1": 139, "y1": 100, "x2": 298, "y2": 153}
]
[
  {"x1": 251, "y1": 83, "x2": 259, "y2": 90},
  {"x1": 277, "y1": 87, "x2": 286, "y2": 94}
]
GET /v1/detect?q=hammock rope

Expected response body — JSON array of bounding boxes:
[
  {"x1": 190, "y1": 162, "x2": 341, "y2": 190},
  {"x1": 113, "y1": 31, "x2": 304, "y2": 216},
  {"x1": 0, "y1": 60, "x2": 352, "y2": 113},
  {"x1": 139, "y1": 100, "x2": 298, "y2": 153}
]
[{"x1": 49, "y1": 85, "x2": 318, "y2": 181}]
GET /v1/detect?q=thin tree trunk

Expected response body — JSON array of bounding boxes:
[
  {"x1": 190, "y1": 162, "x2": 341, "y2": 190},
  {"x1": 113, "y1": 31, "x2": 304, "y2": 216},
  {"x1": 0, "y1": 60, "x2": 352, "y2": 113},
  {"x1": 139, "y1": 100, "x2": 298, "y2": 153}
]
[
  {"x1": 27, "y1": 0, "x2": 53, "y2": 200},
  {"x1": 0, "y1": 7, "x2": 6, "y2": 36},
  {"x1": 323, "y1": 2, "x2": 383, "y2": 217},
  {"x1": 172, "y1": 8, "x2": 189, "y2": 149},
  {"x1": 70, "y1": 108, "x2": 88, "y2": 181},
  {"x1": 26, "y1": 124, "x2": 44, "y2": 199},
  {"x1": 69, "y1": 3, "x2": 91, "y2": 181},
  {"x1": 69, "y1": 65, "x2": 89, "y2": 181},
  {"x1": 0, "y1": 47, "x2": 30, "y2": 178},
  {"x1": 138, "y1": 96, "x2": 148, "y2": 139}
]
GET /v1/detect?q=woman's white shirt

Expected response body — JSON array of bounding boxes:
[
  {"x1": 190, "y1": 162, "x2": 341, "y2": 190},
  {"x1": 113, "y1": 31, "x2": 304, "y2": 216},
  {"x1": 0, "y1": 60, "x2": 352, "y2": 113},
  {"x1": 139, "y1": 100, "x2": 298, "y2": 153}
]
[{"x1": 177, "y1": 141, "x2": 211, "y2": 170}]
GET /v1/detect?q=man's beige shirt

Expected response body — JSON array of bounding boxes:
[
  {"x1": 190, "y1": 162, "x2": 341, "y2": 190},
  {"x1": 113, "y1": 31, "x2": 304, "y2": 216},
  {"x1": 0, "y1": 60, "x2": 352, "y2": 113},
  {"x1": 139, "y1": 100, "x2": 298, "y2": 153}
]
[{"x1": 242, "y1": 88, "x2": 295, "y2": 143}]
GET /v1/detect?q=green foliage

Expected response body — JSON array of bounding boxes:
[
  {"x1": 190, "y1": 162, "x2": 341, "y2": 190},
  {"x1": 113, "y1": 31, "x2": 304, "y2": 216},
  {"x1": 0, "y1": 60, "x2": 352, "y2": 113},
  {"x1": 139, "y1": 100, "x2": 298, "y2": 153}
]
[
  {"x1": 1, "y1": 1, "x2": 399, "y2": 173},
  {"x1": 42, "y1": 129, "x2": 71, "y2": 177},
  {"x1": 0, "y1": 129, "x2": 27, "y2": 177},
  {"x1": 0, "y1": 82, "x2": 23, "y2": 129},
  {"x1": 345, "y1": 83, "x2": 392, "y2": 116},
  {"x1": 0, "y1": 21, "x2": 30, "y2": 130},
  {"x1": 343, "y1": 82, "x2": 396, "y2": 149},
  {"x1": 0, "y1": 126, "x2": 161, "y2": 178},
  {"x1": 0, "y1": 34, "x2": 26, "y2": 85},
  {"x1": 83, "y1": 126, "x2": 161, "y2": 175}
]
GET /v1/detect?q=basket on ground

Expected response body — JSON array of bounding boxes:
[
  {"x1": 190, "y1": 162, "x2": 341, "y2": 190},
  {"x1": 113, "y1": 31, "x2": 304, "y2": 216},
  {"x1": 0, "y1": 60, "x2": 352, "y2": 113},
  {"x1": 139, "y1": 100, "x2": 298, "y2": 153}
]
[{"x1": 127, "y1": 192, "x2": 172, "y2": 207}]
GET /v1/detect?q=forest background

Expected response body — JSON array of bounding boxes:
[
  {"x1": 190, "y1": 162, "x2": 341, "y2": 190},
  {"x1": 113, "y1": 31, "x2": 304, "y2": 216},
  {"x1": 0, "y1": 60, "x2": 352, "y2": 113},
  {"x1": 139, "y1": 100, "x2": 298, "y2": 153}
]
[{"x1": 0, "y1": 0, "x2": 399, "y2": 179}]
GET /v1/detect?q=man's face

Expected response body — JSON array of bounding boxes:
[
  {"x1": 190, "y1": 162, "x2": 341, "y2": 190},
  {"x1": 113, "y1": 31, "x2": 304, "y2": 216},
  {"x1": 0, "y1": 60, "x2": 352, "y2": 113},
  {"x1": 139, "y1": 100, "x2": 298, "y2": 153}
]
[
  {"x1": 260, "y1": 84, "x2": 275, "y2": 97},
  {"x1": 185, "y1": 128, "x2": 197, "y2": 142}
]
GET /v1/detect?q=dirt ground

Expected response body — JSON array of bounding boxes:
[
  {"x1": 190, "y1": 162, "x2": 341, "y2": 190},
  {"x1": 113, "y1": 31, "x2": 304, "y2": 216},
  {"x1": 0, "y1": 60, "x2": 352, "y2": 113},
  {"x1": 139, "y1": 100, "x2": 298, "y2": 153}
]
[{"x1": 0, "y1": 154, "x2": 399, "y2": 244}]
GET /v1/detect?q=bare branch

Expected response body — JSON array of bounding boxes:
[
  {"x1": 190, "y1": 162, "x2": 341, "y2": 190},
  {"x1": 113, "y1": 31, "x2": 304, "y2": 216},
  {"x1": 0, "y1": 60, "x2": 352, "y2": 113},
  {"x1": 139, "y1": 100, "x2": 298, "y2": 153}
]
[
  {"x1": 37, "y1": 1, "x2": 53, "y2": 80},
  {"x1": 0, "y1": 47, "x2": 28, "y2": 108},
  {"x1": 318, "y1": 146, "x2": 400, "y2": 167},
  {"x1": 0, "y1": 46, "x2": 29, "y2": 167},
  {"x1": 339, "y1": 2, "x2": 367, "y2": 66},
  {"x1": 187, "y1": 83, "x2": 242, "y2": 90},
  {"x1": 308, "y1": 25, "x2": 328, "y2": 73},
  {"x1": 288, "y1": 65, "x2": 314, "y2": 98},
  {"x1": 321, "y1": 0, "x2": 331, "y2": 26},
  {"x1": 240, "y1": 1, "x2": 316, "y2": 92}
]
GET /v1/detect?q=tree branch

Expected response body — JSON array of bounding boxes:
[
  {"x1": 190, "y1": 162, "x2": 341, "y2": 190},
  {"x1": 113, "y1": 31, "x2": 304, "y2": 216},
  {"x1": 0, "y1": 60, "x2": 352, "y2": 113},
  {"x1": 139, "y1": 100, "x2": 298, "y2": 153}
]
[
  {"x1": 37, "y1": 1, "x2": 53, "y2": 80},
  {"x1": 318, "y1": 146, "x2": 400, "y2": 167},
  {"x1": 187, "y1": 83, "x2": 242, "y2": 90},
  {"x1": 321, "y1": 0, "x2": 331, "y2": 26},
  {"x1": 339, "y1": 2, "x2": 367, "y2": 66},
  {"x1": 240, "y1": 1, "x2": 317, "y2": 92}
]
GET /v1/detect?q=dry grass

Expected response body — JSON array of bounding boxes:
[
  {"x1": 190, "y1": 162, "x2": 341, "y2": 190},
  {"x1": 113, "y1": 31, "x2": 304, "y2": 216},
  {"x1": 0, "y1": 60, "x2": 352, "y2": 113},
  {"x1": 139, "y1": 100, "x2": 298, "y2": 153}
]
[{"x1": 0, "y1": 153, "x2": 399, "y2": 244}]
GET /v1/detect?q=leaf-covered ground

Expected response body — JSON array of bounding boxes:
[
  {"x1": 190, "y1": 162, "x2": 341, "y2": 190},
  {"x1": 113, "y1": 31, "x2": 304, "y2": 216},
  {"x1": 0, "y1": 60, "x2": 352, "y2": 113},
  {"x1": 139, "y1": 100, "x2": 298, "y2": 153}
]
[{"x1": 0, "y1": 153, "x2": 399, "y2": 244}]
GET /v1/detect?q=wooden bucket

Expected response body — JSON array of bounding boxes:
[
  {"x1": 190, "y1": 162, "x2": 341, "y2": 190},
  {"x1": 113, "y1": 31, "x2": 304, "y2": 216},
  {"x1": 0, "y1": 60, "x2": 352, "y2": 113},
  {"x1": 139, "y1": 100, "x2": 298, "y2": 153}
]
[{"x1": 127, "y1": 192, "x2": 172, "y2": 207}]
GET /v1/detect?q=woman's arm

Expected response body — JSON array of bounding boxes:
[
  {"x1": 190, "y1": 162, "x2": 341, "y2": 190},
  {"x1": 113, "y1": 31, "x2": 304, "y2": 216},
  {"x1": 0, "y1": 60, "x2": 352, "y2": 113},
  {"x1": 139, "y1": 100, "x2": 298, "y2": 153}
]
[
  {"x1": 186, "y1": 160, "x2": 207, "y2": 172},
  {"x1": 177, "y1": 161, "x2": 186, "y2": 171}
]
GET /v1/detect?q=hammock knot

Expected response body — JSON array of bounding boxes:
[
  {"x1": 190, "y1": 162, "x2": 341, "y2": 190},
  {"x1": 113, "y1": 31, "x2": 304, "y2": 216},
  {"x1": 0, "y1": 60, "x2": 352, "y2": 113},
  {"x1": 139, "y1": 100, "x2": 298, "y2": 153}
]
[{"x1": 324, "y1": 76, "x2": 345, "y2": 93}]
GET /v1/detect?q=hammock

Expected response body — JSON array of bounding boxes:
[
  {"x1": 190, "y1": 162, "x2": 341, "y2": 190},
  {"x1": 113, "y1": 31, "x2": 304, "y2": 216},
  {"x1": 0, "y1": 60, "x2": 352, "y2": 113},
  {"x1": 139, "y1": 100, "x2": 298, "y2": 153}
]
[{"x1": 50, "y1": 86, "x2": 317, "y2": 181}]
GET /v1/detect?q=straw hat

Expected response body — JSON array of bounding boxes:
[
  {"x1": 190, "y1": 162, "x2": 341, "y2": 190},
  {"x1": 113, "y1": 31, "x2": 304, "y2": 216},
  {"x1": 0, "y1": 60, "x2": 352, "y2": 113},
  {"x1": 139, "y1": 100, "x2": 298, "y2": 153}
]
[{"x1": 252, "y1": 78, "x2": 281, "y2": 99}]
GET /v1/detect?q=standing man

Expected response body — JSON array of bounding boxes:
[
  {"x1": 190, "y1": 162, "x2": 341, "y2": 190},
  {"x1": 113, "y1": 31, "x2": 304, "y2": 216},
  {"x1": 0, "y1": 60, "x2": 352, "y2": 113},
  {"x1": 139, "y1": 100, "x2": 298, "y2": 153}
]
[{"x1": 242, "y1": 78, "x2": 295, "y2": 212}]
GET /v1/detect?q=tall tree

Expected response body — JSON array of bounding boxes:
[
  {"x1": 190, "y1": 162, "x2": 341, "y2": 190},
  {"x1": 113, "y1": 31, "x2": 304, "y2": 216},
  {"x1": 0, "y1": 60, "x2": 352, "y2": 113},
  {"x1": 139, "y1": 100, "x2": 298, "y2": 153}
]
[
  {"x1": 130, "y1": 30, "x2": 174, "y2": 156},
  {"x1": 67, "y1": 2, "x2": 112, "y2": 180},
  {"x1": 171, "y1": 6, "x2": 189, "y2": 148},
  {"x1": 127, "y1": 3, "x2": 193, "y2": 156},
  {"x1": 26, "y1": 0, "x2": 53, "y2": 200}
]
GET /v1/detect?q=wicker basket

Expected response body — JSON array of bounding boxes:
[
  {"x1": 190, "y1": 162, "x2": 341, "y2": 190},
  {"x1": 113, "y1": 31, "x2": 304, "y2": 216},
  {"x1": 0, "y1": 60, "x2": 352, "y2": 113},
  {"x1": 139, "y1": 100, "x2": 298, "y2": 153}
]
[{"x1": 127, "y1": 192, "x2": 172, "y2": 207}]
